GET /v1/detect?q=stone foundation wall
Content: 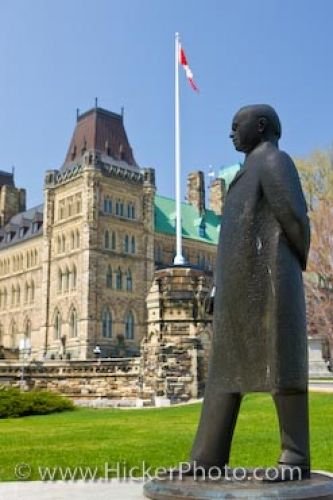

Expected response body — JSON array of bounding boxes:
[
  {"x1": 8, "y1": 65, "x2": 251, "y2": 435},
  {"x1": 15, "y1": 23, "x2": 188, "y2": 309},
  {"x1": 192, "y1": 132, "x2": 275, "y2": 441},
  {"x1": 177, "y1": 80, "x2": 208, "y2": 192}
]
[{"x1": 0, "y1": 359, "x2": 143, "y2": 401}]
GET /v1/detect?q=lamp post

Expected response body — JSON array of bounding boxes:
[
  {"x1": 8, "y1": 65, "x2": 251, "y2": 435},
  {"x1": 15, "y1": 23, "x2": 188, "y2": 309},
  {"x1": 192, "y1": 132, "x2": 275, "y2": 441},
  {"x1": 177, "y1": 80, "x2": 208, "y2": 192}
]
[{"x1": 19, "y1": 337, "x2": 31, "y2": 390}]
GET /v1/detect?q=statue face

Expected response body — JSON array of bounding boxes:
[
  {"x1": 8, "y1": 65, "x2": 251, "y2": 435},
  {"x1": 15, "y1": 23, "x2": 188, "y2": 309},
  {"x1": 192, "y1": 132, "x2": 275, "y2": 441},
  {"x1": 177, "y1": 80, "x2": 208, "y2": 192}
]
[{"x1": 230, "y1": 109, "x2": 262, "y2": 154}]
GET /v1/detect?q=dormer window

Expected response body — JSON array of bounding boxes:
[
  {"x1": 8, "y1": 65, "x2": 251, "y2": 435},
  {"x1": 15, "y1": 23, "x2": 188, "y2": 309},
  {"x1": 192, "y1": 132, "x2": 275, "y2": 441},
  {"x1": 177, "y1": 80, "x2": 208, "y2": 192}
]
[
  {"x1": 19, "y1": 227, "x2": 27, "y2": 238},
  {"x1": 199, "y1": 224, "x2": 206, "y2": 238},
  {"x1": 32, "y1": 222, "x2": 40, "y2": 233}
]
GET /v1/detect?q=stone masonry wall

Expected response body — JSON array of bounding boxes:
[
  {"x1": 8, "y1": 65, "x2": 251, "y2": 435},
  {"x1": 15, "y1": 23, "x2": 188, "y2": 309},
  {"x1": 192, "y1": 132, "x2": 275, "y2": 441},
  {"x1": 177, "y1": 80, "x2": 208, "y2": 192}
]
[{"x1": 0, "y1": 359, "x2": 142, "y2": 403}]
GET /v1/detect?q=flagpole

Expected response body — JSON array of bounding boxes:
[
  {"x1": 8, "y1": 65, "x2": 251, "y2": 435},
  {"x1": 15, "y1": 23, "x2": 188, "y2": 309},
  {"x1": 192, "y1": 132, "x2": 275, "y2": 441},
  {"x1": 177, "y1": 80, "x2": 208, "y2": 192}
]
[{"x1": 174, "y1": 32, "x2": 185, "y2": 265}]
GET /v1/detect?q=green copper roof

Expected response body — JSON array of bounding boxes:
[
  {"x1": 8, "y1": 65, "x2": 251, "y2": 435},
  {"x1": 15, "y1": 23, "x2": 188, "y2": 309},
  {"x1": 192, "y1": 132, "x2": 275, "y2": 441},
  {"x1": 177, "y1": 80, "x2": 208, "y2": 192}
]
[
  {"x1": 218, "y1": 163, "x2": 241, "y2": 190},
  {"x1": 154, "y1": 195, "x2": 221, "y2": 245}
]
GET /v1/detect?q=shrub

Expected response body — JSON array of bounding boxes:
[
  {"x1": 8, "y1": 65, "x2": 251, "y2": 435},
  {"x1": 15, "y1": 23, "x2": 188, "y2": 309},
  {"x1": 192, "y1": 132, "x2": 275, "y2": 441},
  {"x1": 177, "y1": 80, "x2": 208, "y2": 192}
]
[{"x1": 0, "y1": 386, "x2": 75, "y2": 418}]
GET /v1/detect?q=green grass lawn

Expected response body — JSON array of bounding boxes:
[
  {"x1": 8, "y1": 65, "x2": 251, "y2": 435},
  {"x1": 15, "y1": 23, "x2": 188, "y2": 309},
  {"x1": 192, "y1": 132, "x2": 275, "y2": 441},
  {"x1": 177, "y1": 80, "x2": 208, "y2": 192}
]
[{"x1": 0, "y1": 393, "x2": 332, "y2": 481}]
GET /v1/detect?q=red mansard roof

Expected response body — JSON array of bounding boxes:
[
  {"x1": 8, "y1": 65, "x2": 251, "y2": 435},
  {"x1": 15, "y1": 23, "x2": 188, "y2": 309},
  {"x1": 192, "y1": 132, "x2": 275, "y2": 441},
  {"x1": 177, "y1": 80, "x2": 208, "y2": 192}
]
[{"x1": 64, "y1": 107, "x2": 137, "y2": 167}]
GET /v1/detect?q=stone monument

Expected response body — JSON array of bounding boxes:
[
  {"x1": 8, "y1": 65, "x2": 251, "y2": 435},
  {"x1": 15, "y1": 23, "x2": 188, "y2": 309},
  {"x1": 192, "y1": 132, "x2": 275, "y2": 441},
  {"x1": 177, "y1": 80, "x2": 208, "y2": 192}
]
[{"x1": 144, "y1": 105, "x2": 333, "y2": 499}]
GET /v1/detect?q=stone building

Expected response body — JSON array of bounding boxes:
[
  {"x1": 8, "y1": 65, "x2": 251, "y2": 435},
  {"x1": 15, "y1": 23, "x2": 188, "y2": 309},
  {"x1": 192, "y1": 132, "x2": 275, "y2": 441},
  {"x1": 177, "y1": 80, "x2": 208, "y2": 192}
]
[{"x1": 0, "y1": 106, "x2": 224, "y2": 361}]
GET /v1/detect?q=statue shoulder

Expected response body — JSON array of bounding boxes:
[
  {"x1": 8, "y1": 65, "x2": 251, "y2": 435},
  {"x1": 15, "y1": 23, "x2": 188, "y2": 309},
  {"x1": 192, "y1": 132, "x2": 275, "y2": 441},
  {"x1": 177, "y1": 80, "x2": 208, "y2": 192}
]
[{"x1": 265, "y1": 146, "x2": 295, "y2": 170}]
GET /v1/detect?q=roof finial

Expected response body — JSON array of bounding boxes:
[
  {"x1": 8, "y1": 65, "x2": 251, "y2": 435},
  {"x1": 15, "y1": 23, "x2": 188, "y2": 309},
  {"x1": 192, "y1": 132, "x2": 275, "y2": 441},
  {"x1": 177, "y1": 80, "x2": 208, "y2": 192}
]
[
  {"x1": 121, "y1": 106, "x2": 125, "y2": 120},
  {"x1": 95, "y1": 97, "x2": 98, "y2": 109},
  {"x1": 76, "y1": 108, "x2": 80, "y2": 121}
]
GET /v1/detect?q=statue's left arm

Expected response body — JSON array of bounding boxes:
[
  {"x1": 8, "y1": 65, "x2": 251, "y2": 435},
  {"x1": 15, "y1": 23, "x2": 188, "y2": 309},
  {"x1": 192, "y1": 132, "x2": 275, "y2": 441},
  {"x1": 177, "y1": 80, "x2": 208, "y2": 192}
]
[{"x1": 260, "y1": 151, "x2": 311, "y2": 270}]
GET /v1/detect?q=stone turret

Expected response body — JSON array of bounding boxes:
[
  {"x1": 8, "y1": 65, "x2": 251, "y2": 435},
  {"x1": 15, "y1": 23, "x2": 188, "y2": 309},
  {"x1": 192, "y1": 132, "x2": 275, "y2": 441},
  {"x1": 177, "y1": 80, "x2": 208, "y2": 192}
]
[
  {"x1": 0, "y1": 171, "x2": 26, "y2": 227},
  {"x1": 209, "y1": 177, "x2": 226, "y2": 215},
  {"x1": 141, "y1": 266, "x2": 213, "y2": 405},
  {"x1": 187, "y1": 171, "x2": 205, "y2": 214}
]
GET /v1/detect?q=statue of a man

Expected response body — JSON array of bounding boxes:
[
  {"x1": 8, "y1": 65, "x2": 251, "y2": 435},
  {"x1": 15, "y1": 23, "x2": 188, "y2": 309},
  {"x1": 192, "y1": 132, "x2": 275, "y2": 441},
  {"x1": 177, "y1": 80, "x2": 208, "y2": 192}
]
[{"x1": 190, "y1": 105, "x2": 311, "y2": 479}]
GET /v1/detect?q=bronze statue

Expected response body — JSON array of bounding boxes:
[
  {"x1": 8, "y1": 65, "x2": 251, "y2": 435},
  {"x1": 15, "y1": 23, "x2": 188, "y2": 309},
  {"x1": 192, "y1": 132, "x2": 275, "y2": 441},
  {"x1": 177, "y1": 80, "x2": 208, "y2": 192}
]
[{"x1": 190, "y1": 104, "x2": 311, "y2": 480}]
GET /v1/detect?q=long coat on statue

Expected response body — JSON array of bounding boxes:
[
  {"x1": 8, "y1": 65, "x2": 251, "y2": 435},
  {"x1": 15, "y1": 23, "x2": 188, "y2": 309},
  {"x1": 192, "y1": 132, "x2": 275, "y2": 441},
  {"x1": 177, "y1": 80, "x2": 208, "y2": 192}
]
[{"x1": 209, "y1": 142, "x2": 310, "y2": 393}]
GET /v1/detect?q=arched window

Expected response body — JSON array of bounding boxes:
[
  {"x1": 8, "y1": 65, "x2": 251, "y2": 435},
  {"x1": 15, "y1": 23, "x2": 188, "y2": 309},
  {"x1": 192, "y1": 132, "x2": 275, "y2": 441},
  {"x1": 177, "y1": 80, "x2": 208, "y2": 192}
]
[
  {"x1": 125, "y1": 311, "x2": 135, "y2": 340},
  {"x1": 103, "y1": 197, "x2": 108, "y2": 213},
  {"x1": 11, "y1": 285, "x2": 16, "y2": 307},
  {"x1": 131, "y1": 204, "x2": 136, "y2": 219},
  {"x1": 76, "y1": 194, "x2": 82, "y2": 214},
  {"x1": 108, "y1": 198, "x2": 112, "y2": 213},
  {"x1": 10, "y1": 321, "x2": 17, "y2": 349},
  {"x1": 131, "y1": 236, "x2": 136, "y2": 254},
  {"x1": 65, "y1": 267, "x2": 70, "y2": 291},
  {"x1": 111, "y1": 231, "x2": 116, "y2": 250},
  {"x1": 54, "y1": 311, "x2": 62, "y2": 340},
  {"x1": 124, "y1": 234, "x2": 129, "y2": 253},
  {"x1": 72, "y1": 265, "x2": 77, "y2": 289},
  {"x1": 58, "y1": 269, "x2": 62, "y2": 293},
  {"x1": 104, "y1": 230, "x2": 110, "y2": 249},
  {"x1": 24, "y1": 319, "x2": 31, "y2": 340},
  {"x1": 16, "y1": 285, "x2": 20, "y2": 305},
  {"x1": 127, "y1": 203, "x2": 131, "y2": 219},
  {"x1": 61, "y1": 269, "x2": 67, "y2": 292},
  {"x1": 62, "y1": 235, "x2": 66, "y2": 253},
  {"x1": 69, "y1": 308, "x2": 78, "y2": 337},
  {"x1": 102, "y1": 308, "x2": 112, "y2": 338},
  {"x1": 126, "y1": 269, "x2": 133, "y2": 291},
  {"x1": 76, "y1": 230, "x2": 80, "y2": 248},
  {"x1": 57, "y1": 236, "x2": 61, "y2": 254},
  {"x1": 106, "y1": 266, "x2": 113, "y2": 288},
  {"x1": 71, "y1": 231, "x2": 75, "y2": 249},
  {"x1": 116, "y1": 267, "x2": 122, "y2": 290}
]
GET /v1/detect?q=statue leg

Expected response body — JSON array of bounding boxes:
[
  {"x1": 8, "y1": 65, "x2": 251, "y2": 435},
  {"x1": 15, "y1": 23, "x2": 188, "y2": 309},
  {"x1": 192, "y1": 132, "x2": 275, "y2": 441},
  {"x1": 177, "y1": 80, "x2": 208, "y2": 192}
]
[
  {"x1": 190, "y1": 390, "x2": 242, "y2": 467},
  {"x1": 272, "y1": 392, "x2": 310, "y2": 470}
]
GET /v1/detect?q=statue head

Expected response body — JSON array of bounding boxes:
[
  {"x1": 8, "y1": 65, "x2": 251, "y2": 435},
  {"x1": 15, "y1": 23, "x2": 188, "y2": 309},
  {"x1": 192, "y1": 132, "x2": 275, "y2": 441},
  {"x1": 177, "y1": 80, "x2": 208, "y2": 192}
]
[{"x1": 230, "y1": 104, "x2": 281, "y2": 154}]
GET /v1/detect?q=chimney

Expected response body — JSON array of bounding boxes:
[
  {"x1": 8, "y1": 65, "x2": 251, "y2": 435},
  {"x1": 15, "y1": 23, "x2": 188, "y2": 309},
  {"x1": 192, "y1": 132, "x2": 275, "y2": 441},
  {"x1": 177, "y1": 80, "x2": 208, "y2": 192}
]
[
  {"x1": 209, "y1": 178, "x2": 226, "y2": 215},
  {"x1": 187, "y1": 171, "x2": 205, "y2": 214}
]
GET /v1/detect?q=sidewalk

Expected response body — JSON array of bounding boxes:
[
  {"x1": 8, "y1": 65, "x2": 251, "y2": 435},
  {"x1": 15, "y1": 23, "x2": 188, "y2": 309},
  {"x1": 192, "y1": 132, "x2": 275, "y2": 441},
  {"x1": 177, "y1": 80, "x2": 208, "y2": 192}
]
[{"x1": 0, "y1": 480, "x2": 145, "y2": 500}]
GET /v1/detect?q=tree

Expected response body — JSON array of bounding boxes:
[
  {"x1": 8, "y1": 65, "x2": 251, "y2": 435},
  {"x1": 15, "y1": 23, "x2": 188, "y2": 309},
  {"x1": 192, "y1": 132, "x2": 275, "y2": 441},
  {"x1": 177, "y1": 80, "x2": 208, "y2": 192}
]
[{"x1": 296, "y1": 149, "x2": 333, "y2": 361}]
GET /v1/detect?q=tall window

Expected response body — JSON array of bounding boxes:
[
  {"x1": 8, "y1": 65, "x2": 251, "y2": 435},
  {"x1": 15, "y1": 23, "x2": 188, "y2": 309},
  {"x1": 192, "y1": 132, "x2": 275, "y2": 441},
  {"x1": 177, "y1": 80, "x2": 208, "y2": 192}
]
[
  {"x1": 76, "y1": 230, "x2": 80, "y2": 248},
  {"x1": 111, "y1": 231, "x2": 116, "y2": 250},
  {"x1": 126, "y1": 269, "x2": 133, "y2": 291},
  {"x1": 116, "y1": 267, "x2": 122, "y2": 290},
  {"x1": 106, "y1": 266, "x2": 113, "y2": 288},
  {"x1": 24, "y1": 319, "x2": 31, "y2": 340},
  {"x1": 104, "y1": 230, "x2": 110, "y2": 249},
  {"x1": 10, "y1": 321, "x2": 17, "y2": 349},
  {"x1": 69, "y1": 308, "x2": 78, "y2": 337},
  {"x1": 72, "y1": 266, "x2": 77, "y2": 289},
  {"x1": 125, "y1": 311, "x2": 134, "y2": 340},
  {"x1": 131, "y1": 236, "x2": 136, "y2": 254},
  {"x1": 102, "y1": 308, "x2": 112, "y2": 338},
  {"x1": 54, "y1": 311, "x2": 62, "y2": 340},
  {"x1": 124, "y1": 234, "x2": 129, "y2": 253},
  {"x1": 62, "y1": 235, "x2": 66, "y2": 253}
]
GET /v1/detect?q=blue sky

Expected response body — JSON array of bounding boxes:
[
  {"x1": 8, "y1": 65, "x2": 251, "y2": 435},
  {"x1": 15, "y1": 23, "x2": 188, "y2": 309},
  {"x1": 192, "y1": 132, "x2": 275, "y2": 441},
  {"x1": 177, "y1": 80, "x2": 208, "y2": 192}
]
[{"x1": 1, "y1": 0, "x2": 333, "y2": 208}]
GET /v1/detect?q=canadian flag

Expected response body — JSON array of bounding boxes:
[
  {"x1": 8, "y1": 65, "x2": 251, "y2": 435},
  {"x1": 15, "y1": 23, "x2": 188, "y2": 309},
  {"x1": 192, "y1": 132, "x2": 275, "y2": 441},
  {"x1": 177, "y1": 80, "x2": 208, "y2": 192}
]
[{"x1": 179, "y1": 44, "x2": 199, "y2": 92}]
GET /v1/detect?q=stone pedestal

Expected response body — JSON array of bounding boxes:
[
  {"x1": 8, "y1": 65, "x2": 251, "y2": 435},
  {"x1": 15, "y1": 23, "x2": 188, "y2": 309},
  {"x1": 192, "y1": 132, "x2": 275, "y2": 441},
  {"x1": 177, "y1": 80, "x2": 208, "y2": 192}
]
[
  {"x1": 144, "y1": 471, "x2": 333, "y2": 499},
  {"x1": 308, "y1": 336, "x2": 331, "y2": 377}
]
